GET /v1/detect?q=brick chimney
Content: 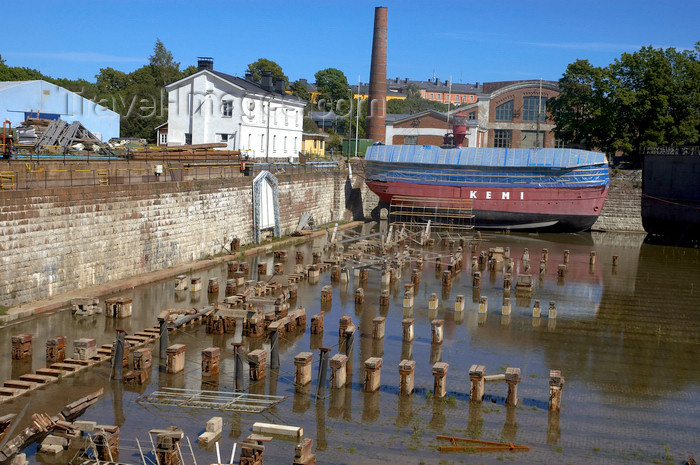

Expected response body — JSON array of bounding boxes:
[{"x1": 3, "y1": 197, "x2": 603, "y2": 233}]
[{"x1": 197, "y1": 57, "x2": 214, "y2": 71}]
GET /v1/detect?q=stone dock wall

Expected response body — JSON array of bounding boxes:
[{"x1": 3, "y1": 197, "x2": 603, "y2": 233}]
[
  {"x1": 0, "y1": 167, "x2": 359, "y2": 308},
  {"x1": 592, "y1": 170, "x2": 643, "y2": 233},
  {"x1": 0, "y1": 160, "x2": 641, "y2": 308}
]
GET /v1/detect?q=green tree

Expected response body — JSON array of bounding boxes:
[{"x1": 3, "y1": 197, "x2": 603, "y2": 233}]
[
  {"x1": 609, "y1": 45, "x2": 700, "y2": 154},
  {"x1": 550, "y1": 44, "x2": 700, "y2": 157},
  {"x1": 149, "y1": 38, "x2": 181, "y2": 87},
  {"x1": 387, "y1": 83, "x2": 449, "y2": 114},
  {"x1": 548, "y1": 59, "x2": 616, "y2": 153},
  {"x1": 289, "y1": 80, "x2": 312, "y2": 101},
  {"x1": 96, "y1": 67, "x2": 131, "y2": 94},
  {"x1": 303, "y1": 117, "x2": 319, "y2": 133},
  {"x1": 314, "y1": 68, "x2": 350, "y2": 104},
  {"x1": 246, "y1": 58, "x2": 287, "y2": 84},
  {"x1": 181, "y1": 65, "x2": 198, "y2": 78}
]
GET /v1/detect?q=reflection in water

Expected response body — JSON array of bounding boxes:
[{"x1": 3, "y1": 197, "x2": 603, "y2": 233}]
[
  {"x1": 328, "y1": 388, "x2": 345, "y2": 418},
  {"x1": 2, "y1": 231, "x2": 700, "y2": 465},
  {"x1": 429, "y1": 398, "x2": 445, "y2": 430},
  {"x1": 547, "y1": 411, "x2": 561, "y2": 445},
  {"x1": 395, "y1": 394, "x2": 413, "y2": 427},
  {"x1": 362, "y1": 391, "x2": 379, "y2": 423},
  {"x1": 501, "y1": 406, "x2": 518, "y2": 441}
]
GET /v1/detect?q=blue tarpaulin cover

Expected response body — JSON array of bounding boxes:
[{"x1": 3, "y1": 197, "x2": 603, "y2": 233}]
[
  {"x1": 364, "y1": 145, "x2": 610, "y2": 188},
  {"x1": 365, "y1": 145, "x2": 607, "y2": 168}
]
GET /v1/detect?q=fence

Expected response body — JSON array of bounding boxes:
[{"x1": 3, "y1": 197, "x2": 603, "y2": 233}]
[{"x1": 0, "y1": 161, "x2": 346, "y2": 191}]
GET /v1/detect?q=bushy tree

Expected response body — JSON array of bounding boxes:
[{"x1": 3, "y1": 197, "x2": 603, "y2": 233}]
[
  {"x1": 386, "y1": 83, "x2": 449, "y2": 114},
  {"x1": 246, "y1": 58, "x2": 287, "y2": 85},
  {"x1": 550, "y1": 44, "x2": 700, "y2": 157},
  {"x1": 149, "y1": 38, "x2": 181, "y2": 87},
  {"x1": 315, "y1": 68, "x2": 350, "y2": 104},
  {"x1": 548, "y1": 59, "x2": 616, "y2": 153},
  {"x1": 289, "y1": 80, "x2": 312, "y2": 101}
]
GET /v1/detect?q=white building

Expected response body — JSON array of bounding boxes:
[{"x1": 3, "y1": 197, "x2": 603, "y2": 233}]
[
  {"x1": 0, "y1": 80, "x2": 120, "y2": 141},
  {"x1": 165, "y1": 58, "x2": 306, "y2": 159}
]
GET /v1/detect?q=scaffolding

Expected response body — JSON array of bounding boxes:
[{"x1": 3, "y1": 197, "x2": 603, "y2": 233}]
[
  {"x1": 136, "y1": 387, "x2": 285, "y2": 414},
  {"x1": 389, "y1": 195, "x2": 475, "y2": 231}
]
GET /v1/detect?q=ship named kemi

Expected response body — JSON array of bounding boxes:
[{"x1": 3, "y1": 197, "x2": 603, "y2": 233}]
[{"x1": 364, "y1": 145, "x2": 610, "y2": 232}]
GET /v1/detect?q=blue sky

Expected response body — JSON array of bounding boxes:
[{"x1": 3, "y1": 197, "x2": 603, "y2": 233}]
[{"x1": 3, "y1": 0, "x2": 698, "y2": 85}]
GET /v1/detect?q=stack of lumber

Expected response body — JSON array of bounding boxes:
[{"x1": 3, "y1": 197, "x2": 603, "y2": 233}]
[
  {"x1": 15, "y1": 118, "x2": 111, "y2": 153},
  {"x1": 0, "y1": 389, "x2": 103, "y2": 462}
]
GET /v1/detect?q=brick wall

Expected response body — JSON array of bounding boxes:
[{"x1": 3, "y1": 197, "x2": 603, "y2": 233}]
[{"x1": 0, "y1": 169, "x2": 360, "y2": 308}]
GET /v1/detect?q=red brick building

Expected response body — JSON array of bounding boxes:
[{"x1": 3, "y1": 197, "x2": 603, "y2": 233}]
[
  {"x1": 382, "y1": 80, "x2": 561, "y2": 149},
  {"x1": 385, "y1": 110, "x2": 481, "y2": 147},
  {"x1": 478, "y1": 80, "x2": 560, "y2": 148}
]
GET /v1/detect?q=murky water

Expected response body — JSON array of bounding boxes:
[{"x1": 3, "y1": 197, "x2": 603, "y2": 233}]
[{"x1": 1, "y1": 226, "x2": 699, "y2": 465}]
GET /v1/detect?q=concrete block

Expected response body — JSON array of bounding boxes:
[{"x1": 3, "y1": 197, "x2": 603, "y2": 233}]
[
  {"x1": 72, "y1": 420, "x2": 97, "y2": 433},
  {"x1": 206, "y1": 417, "x2": 223, "y2": 434},
  {"x1": 39, "y1": 444, "x2": 64, "y2": 455},
  {"x1": 42, "y1": 435, "x2": 68, "y2": 447}
]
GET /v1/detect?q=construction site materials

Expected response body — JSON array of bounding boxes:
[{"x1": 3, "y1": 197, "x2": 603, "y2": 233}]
[
  {"x1": 0, "y1": 389, "x2": 103, "y2": 463},
  {"x1": 16, "y1": 118, "x2": 113, "y2": 155},
  {"x1": 136, "y1": 387, "x2": 285, "y2": 413},
  {"x1": 436, "y1": 435, "x2": 530, "y2": 453}
]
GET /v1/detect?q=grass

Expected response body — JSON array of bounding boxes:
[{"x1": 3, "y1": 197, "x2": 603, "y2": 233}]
[{"x1": 0, "y1": 305, "x2": 8, "y2": 315}]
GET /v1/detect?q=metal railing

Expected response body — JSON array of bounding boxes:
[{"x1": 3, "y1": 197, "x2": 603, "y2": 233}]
[{"x1": 0, "y1": 161, "x2": 346, "y2": 191}]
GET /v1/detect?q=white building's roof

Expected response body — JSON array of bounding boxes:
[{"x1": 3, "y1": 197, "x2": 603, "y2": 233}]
[{"x1": 0, "y1": 80, "x2": 40, "y2": 91}]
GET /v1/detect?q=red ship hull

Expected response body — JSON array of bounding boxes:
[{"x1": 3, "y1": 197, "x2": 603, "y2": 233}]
[{"x1": 367, "y1": 180, "x2": 609, "y2": 232}]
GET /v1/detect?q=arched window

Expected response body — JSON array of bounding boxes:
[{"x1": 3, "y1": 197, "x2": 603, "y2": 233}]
[
  {"x1": 495, "y1": 100, "x2": 513, "y2": 121},
  {"x1": 523, "y1": 96, "x2": 547, "y2": 122}
]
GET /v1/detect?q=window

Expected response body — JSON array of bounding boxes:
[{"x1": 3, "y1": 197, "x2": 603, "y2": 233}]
[
  {"x1": 262, "y1": 104, "x2": 266, "y2": 123},
  {"x1": 222, "y1": 100, "x2": 233, "y2": 117},
  {"x1": 294, "y1": 137, "x2": 298, "y2": 152},
  {"x1": 247, "y1": 133, "x2": 251, "y2": 149},
  {"x1": 261, "y1": 134, "x2": 264, "y2": 152},
  {"x1": 454, "y1": 95, "x2": 459, "y2": 102},
  {"x1": 273, "y1": 135, "x2": 277, "y2": 152},
  {"x1": 523, "y1": 96, "x2": 547, "y2": 122},
  {"x1": 284, "y1": 110, "x2": 288, "y2": 126},
  {"x1": 284, "y1": 136, "x2": 288, "y2": 152},
  {"x1": 274, "y1": 108, "x2": 278, "y2": 125},
  {"x1": 220, "y1": 134, "x2": 229, "y2": 142},
  {"x1": 295, "y1": 111, "x2": 299, "y2": 127},
  {"x1": 462, "y1": 95, "x2": 467, "y2": 102},
  {"x1": 159, "y1": 132, "x2": 167, "y2": 145},
  {"x1": 495, "y1": 100, "x2": 513, "y2": 121},
  {"x1": 429, "y1": 93, "x2": 434, "y2": 99},
  {"x1": 185, "y1": 133, "x2": 192, "y2": 145},
  {"x1": 404, "y1": 135, "x2": 418, "y2": 145},
  {"x1": 436, "y1": 94, "x2": 442, "y2": 100},
  {"x1": 494, "y1": 129, "x2": 512, "y2": 148},
  {"x1": 521, "y1": 130, "x2": 542, "y2": 148},
  {"x1": 468, "y1": 111, "x2": 476, "y2": 120}
]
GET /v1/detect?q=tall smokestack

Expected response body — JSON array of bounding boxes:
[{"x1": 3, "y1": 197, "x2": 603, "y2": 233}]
[{"x1": 367, "y1": 6, "x2": 387, "y2": 144}]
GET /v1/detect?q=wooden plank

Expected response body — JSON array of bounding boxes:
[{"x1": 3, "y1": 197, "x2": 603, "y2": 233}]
[
  {"x1": 19, "y1": 374, "x2": 54, "y2": 384},
  {"x1": 252, "y1": 422, "x2": 303, "y2": 439},
  {"x1": 35, "y1": 368, "x2": 62, "y2": 378},
  {"x1": 3, "y1": 380, "x2": 37, "y2": 390},
  {"x1": 0, "y1": 388, "x2": 21, "y2": 397}
]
